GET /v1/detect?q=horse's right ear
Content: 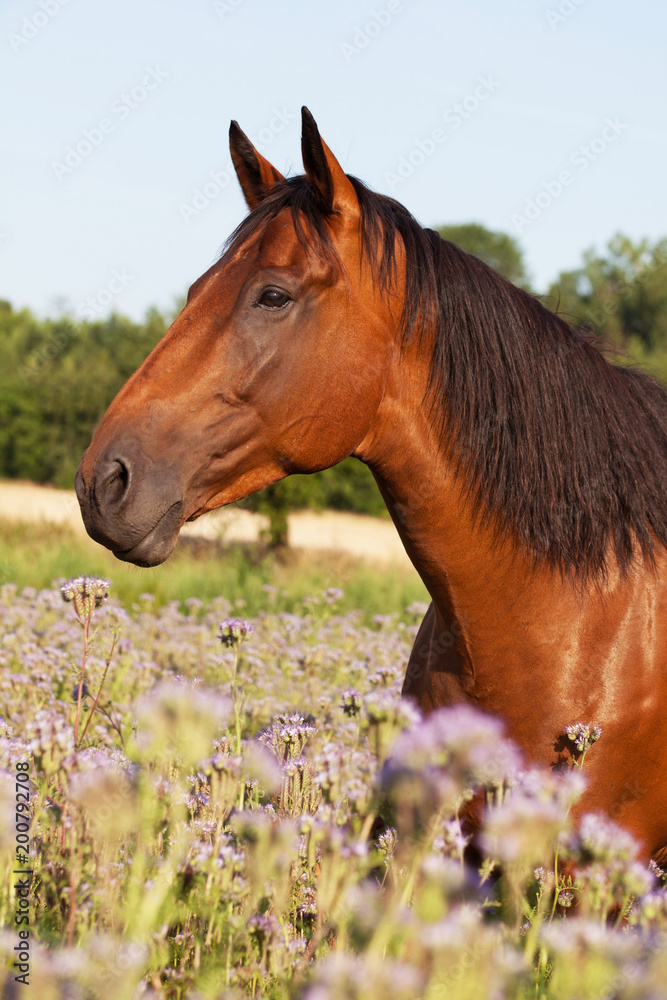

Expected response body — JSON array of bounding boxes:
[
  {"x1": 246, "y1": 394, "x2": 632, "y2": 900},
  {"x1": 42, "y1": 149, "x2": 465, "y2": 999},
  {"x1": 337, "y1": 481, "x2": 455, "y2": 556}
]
[{"x1": 229, "y1": 121, "x2": 285, "y2": 210}]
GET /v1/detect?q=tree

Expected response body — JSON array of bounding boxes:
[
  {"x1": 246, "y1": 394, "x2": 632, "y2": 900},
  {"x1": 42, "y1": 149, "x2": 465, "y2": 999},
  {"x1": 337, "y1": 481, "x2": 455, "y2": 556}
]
[
  {"x1": 0, "y1": 302, "x2": 390, "y2": 542},
  {"x1": 239, "y1": 459, "x2": 387, "y2": 551},
  {"x1": 0, "y1": 304, "x2": 167, "y2": 488},
  {"x1": 3, "y1": 223, "x2": 664, "y2": 552},
  {"x1": 240, "y1": 477, "x2": 324, "y2": 551},
  {"x1": 435, "y1": 223, "x2": 531, "y2": 289},
  {"x1": 544, "y1": 233, "x2": 667, "y2": 351}
]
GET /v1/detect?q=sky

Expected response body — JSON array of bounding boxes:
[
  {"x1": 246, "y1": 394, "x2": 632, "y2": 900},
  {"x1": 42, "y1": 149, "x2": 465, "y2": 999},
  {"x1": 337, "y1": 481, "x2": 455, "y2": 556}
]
[{"x1": 2, "y1": 0, "x2": 666, "y2": 321}]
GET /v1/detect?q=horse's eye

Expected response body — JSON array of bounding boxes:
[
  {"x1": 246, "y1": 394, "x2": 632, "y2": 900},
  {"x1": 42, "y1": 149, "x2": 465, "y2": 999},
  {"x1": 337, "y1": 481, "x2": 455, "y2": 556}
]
[{"x1": 258, "y1": 288, "x2": 291, "y2": 309}]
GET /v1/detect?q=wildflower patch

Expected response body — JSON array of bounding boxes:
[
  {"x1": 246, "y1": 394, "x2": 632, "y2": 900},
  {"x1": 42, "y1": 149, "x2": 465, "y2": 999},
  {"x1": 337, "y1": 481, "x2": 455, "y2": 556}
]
[{"x1": 0, "y1": 581, "x2": 664, "y2": 996}]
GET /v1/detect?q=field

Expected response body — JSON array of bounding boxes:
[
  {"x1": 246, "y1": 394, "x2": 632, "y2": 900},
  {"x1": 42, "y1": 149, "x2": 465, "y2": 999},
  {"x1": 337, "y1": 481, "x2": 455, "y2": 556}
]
[
  {"x1": 0, "y1": 515, "x2": 424, "y2": 623},
  {"x1": 1, "y1": 524, "x2": 667, "y2": 999}
]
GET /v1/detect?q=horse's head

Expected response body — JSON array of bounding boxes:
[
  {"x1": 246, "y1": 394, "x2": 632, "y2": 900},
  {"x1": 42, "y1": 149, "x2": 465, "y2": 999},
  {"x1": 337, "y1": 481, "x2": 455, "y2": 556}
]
[{"x1": 76, "y1": 109, "x2": 402, "y2": 566}]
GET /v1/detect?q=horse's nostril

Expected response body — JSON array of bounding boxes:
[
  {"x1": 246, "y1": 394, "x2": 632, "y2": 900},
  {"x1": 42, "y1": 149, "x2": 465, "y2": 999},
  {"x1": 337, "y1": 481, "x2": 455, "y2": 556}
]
[
  {"x1": 99, "y1": 458, "x2": 131, "y2": 507},
  {"x1": 113, "y1": 461, "x2": 129, "y2": 489}
]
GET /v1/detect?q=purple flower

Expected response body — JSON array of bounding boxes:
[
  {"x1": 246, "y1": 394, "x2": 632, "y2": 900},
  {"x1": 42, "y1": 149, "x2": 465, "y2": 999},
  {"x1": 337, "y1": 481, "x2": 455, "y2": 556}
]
[
  {"x1": 373, "y1": 613, "x2": 396, "y2": 630},
  {"x1": 390, "y1": 704, "x2": 521, "y2": 787},
  {"x1": 481, "y1": 791, "x2": 565, "y2": 865},
  {"x1": 383, "y1": 705, "x2": 522, "y2": 825},
  {"x1": 564, "y1": 722, "x2": 603, "y2": 753},
  {"x1": 377, "y1": 827, "x2": 398, "y2": 858},
  {"x1": 341, "y1": 689, "x2": 361, "y2": 717},
  {"x1": 649, "y1": 859, "x2": 666, "y2": 882},
  {"x1": 576, "y1": 812, "x2": 639, "y2": 863},
  {"x1": 60, "y1": 577, "x2": 110, "y2": 619},
  {"x1": 303, "y1": 955, "x2": 423, "y2": 1000},
  {"x1": 259, "y1": 714, "x2": 316, "y2": 763},
  {"x1": 218, "y1": 618, "x2": 254, "y2": 648},
  {"x1": 405, "y1": 601, "x2": 429, "y2": 618}
]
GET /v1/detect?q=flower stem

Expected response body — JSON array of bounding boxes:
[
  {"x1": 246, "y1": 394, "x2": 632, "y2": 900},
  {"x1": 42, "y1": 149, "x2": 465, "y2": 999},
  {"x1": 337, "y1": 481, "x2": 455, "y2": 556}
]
[
  {"x1": 79, "y1": 633, "x2": 117, "y2": 744},
  {"x1": 73, "y1": 615, "x2": 90, "y2": 746}
]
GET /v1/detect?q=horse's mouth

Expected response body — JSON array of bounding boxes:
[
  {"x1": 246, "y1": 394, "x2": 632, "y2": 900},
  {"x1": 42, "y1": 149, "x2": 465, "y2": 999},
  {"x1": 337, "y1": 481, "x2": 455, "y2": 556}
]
[{"x1": 112, "y1": 500, "x2": 185, "y2": 567}]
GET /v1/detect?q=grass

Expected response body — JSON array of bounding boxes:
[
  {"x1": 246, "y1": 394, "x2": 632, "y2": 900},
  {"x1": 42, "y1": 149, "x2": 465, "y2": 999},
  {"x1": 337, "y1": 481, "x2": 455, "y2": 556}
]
[{"x1": 0, "y1": 517, "x2": 428, "y2": 624}]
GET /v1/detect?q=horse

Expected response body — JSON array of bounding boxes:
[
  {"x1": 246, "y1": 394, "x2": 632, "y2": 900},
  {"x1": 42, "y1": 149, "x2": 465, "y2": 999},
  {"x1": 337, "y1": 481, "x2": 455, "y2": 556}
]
[{"x1": 76, "y1": 107, "x2": 667, "y2": 861}]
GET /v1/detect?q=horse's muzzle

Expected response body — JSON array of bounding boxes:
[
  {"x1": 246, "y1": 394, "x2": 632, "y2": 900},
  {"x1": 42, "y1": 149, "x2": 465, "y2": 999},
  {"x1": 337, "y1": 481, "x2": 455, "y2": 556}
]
[{"x1": 75, "y1": 447, "x2": 185, "y2": 567}]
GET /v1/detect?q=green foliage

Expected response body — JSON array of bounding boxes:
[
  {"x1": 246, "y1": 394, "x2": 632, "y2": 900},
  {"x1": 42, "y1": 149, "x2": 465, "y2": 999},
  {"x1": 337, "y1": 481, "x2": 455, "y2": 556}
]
[
  {"x1": 436, "y1": 222, "x2": 532, "y2": 288},
  {"x1": 1, "y1": 224, "x2": 666, "y2": 538},
  {"x1": 0, "y1": 303, "x2": 386, "y2": 528},
  {"x1": 0, "y1": 517, "x2": 427, "y2": 623},
  {"x1": 0, "y1": 306, "x2": 166, "y2": 488},
  {"x1": 317, "y1": 458, "x2": 386, "y2": 517},
  {"x1": 241, "y1": 460, "x2": 387, "y2": 548},
  {"x1": 544, "y1": 232, "x2": 667, "y2": 351},
  {"x1": 242, "y1": 480, "x2": 323, "y2": 550}
]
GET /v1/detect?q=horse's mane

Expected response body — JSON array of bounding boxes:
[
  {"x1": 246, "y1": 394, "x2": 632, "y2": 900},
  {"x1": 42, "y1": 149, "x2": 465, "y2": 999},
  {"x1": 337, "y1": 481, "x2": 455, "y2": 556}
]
[{"x1": 223, "y1": 175, "x2": 667, "y2": 581}]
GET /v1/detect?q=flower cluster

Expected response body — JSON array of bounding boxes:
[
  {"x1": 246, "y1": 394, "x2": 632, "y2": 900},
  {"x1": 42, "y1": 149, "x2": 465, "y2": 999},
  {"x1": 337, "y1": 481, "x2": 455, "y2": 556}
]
[
  {"x1": 2, "y1": 579, "x2": 666, "y2": 999},
  {"x1": 259, "y1": 714, "x2": 317, "y2": 764},
  {"x1": 218, "y1": 617, "x2": 254, "y2": 648},
  {"x1": 377, "y1": 827, "x2": 398, "y2": 860},
  {"x1": 576, "y1": 812, "x2": 639, "y2": 863},
  {"x1": 564, "y1": 721, "x2": 603, "y2": 753},
  {"x1": 340, "y1": 688, "x2": 361, "y2": 717},
  {"x1": 60, "y1": 576, "x2": 110, "y2": 620},
  {"x1": 312, "y1": 742, "x2": 376, "y2": 814},
  {"x1": 388, "y1": 704, "x2": 520, "y2": 791}
]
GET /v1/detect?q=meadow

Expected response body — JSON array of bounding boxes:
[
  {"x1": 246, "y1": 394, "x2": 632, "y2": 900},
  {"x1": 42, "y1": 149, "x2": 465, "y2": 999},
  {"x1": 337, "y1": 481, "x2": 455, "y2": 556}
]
[
  {"x1": 1, "y1": 533, "x2": 667, "y2": 998},
  {"x1": 0, "y1": 518, "x2": 427, "y2": 623}
]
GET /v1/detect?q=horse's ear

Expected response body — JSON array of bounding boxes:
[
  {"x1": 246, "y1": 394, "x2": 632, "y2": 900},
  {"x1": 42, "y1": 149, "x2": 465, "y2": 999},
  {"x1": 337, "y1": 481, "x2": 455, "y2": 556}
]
[
  {"x1": 229, "y1": 121, "x2": 285, "y2": 210},
  {"x1": 301, "y1": 107, "x2": 359, "y2": 219}
]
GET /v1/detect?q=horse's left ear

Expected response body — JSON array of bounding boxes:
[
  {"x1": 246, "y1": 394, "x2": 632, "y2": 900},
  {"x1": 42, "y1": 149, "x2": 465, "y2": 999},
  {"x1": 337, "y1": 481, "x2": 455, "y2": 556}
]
[
  {"x1": 229, "y1": 120, "x2": 285, "y2": 210},
  {"x1": 301, "y1": 107, "x2": 359, "y2": 220}
]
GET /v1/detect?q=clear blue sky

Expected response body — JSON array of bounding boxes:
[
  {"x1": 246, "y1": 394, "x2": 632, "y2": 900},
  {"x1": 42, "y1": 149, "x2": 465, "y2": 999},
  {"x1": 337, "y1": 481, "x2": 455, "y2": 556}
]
[{"x1": 2, "y1": 0, "x2": 666, "y2": 321}]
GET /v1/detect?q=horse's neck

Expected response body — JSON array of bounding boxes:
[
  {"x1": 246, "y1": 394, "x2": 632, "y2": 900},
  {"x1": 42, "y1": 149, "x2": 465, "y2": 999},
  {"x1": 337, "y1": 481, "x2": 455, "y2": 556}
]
[{"x1": 355, "y1": 384, "x2": 580, "y2": 674}]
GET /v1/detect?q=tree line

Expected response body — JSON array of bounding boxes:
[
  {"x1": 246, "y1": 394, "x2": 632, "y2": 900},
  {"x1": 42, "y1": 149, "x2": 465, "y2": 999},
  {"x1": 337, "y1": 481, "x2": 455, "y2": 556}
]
[{"x1": 2, "y1": 224, "x2": 666, "y2": 546}]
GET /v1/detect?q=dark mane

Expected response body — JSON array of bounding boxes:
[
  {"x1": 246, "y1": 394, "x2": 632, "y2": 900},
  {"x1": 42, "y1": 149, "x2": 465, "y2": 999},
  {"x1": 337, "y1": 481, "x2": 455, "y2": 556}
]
[{"x1": 223, "y1": 175, "x2": 667, "y2": 580}]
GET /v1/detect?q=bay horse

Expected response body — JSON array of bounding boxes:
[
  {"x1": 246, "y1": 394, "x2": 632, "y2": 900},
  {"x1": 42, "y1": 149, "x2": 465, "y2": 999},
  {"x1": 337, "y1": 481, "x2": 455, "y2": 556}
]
[{"x1": 76, "y1": 108, "x2": 667, "y2": 861}]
